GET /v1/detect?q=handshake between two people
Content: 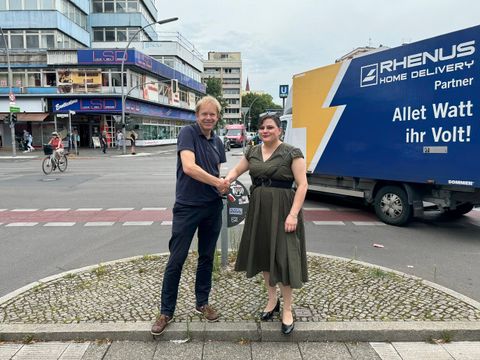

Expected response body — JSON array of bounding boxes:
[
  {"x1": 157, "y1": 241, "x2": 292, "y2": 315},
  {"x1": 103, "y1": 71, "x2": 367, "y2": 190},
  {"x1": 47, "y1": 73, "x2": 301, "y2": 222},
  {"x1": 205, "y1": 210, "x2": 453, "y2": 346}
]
[{"x1": 216, "y1": 177, "x2": 231, "y2": 195}]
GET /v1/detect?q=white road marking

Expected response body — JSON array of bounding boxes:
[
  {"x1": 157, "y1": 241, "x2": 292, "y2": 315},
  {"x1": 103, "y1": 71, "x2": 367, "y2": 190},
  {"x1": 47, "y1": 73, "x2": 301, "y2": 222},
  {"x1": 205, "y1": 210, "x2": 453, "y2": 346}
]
[
  {"x1": 0, "y1": 209, "x2": 7, "y2": 212},
  {"x1": 141, "y1": 207, "x2": 167, "y2": 211},
  {"x1": 161, "y1": 221, "x2": 172, "y2": 225},
  {"x1": 352, "y1": 221, "x2": 386, "y2": 226},
  {"x1": 107, "y1": 207, "x2": 134, "y2": 211},
  {"x1": 304, "y1": 207, "x2": 330, "y2": 211},
  {"x1": 11, "y1": 209, "x2": 38, "y2": 212},
  {"x1": 313, "y1": 221, "x2": 345, "y2": 225},
  {"x1": 44, "y1": 222, "x2": 76, "y2": 227},
  {"x1": 84, "y1": 222, "x2": 115, "y2": 226},
  {"x1": 5, "y1": 222, "x2": 38, "y2": 227},
  {"x1": 123, "y1": 221, "x2": 154, "y2": 226},
  {"x1": 44, "y1": 208, "x2": 71, "y2": 212},
  {"x1": 75, "y1": 208, "x2": 102, "y2": 211}
]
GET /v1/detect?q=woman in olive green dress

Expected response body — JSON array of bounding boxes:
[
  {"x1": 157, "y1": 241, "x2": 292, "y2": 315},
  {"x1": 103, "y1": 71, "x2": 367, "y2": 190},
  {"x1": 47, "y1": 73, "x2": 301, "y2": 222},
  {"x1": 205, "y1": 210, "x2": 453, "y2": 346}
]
[{"x1": 225, "y1": 114, "x2": 308, "y2": 335}]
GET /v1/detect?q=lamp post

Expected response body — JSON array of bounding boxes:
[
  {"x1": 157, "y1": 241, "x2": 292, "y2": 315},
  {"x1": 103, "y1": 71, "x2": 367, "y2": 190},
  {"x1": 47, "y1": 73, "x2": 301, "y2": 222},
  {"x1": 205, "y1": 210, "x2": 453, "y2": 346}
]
[
  {"x1": 120, "y1": 17, "x2": 178, "y2": 154},
  {"x1": 242, "y1": 96, "x2": 259, "y2": 150},
  {"x1": 0, "y1": 26, "x2": 15, "y2": 157}
]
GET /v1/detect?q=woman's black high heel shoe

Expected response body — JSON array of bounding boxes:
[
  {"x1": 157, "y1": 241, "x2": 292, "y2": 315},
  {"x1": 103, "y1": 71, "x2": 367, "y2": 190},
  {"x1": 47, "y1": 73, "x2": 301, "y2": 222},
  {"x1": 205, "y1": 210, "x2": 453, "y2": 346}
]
[{"x1": 260, "y1": 299, "x2": 280, "y2": 321}]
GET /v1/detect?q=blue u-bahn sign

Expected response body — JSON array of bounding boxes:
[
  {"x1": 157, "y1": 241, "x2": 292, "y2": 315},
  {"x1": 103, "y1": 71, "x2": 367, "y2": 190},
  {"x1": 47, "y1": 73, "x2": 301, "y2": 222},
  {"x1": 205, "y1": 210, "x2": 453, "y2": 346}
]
[{"x1": 279, "y1": 84, "x2": 289, "y2": 98}]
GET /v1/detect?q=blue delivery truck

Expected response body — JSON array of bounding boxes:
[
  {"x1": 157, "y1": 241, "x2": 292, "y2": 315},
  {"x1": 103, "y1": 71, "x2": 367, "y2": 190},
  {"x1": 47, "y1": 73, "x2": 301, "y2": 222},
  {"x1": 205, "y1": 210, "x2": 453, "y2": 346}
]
[{"x1": 283, "y1": 25, "x2": 480, "y2": 226}]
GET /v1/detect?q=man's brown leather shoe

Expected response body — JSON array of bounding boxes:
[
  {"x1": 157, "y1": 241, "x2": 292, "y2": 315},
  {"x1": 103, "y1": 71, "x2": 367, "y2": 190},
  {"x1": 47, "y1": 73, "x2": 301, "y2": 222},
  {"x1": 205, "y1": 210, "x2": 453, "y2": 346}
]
[
  {"x1": 195, "y1": 304, "x2": 219, "y2": 322},
  {"x1": 150, "y1": 314, "x2": 172, "y2": 335}
]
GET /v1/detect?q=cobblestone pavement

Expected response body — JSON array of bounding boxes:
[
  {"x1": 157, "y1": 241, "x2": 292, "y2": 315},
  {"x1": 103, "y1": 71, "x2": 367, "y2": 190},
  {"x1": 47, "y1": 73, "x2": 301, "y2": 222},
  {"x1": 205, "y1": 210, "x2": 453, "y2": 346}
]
[
  {"x1": 1, "y1": 340, "x2": 480, "y2": 360},
  {"x1": 1, "y1": 253, "x2": 479, "y2": 325}
]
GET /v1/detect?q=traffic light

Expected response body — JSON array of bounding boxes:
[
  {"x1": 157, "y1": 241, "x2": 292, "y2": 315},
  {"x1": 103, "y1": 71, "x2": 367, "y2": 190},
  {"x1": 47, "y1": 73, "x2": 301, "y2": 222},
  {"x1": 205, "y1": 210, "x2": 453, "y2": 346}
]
[{"x1": 11, "y1": 113, "x2": 17, "y2": 123}]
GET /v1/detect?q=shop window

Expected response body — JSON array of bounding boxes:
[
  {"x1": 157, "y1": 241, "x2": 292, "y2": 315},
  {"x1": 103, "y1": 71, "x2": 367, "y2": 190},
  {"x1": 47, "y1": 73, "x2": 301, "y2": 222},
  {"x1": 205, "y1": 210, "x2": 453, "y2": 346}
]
[{"x1": 102, "y1": 72, "x2": 109, "y2": 86}]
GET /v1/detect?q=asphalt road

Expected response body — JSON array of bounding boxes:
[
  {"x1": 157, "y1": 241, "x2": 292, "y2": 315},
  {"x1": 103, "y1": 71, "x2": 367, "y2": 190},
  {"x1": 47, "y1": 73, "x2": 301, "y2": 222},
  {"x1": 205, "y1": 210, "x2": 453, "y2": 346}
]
[{"x1": 0, "y1": 147, "x2": 479, "y2": 303}]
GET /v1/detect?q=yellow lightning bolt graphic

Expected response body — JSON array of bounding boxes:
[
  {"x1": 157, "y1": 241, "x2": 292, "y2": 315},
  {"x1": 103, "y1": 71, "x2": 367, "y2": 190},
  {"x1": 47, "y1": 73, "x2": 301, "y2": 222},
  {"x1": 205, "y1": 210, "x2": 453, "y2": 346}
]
[{"x1": 292, "y1": 62, "x2": 344, "y2": 170}]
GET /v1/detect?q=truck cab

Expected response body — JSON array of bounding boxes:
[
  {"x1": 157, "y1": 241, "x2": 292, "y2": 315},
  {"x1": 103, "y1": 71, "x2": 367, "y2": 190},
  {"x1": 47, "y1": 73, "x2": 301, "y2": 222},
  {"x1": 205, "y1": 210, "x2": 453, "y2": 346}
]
[{"x1": 224, "y1": 124, "x2": 246, "y2": 147}]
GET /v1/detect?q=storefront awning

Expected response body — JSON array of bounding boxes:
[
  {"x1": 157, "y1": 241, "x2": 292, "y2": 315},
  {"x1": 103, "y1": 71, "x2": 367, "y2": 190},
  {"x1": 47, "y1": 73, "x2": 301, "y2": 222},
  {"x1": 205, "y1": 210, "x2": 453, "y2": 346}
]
[
  {"x1": 0, "y1": 113, "x2": 49, "y2": 122},
  {"x1": 18, "y1": 113, "x2": 49, "y2": 122}
]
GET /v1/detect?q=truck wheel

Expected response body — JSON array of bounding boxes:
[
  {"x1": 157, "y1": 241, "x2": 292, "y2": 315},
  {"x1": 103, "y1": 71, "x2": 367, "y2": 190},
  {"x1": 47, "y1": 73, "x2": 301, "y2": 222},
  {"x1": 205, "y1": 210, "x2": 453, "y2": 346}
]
[
  {"x1": 374, "y1": 186, "x2": 412, "y2": 226},
  {"x1": 444, "y1": 203, "x2": 474, "y2": 218}
]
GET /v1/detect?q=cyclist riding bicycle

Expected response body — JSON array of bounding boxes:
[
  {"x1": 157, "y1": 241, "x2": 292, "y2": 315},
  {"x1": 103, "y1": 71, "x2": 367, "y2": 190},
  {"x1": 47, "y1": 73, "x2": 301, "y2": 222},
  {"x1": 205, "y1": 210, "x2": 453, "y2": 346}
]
[{"x1": 48, "y1": 132, "x2": 64, "y2": 159}]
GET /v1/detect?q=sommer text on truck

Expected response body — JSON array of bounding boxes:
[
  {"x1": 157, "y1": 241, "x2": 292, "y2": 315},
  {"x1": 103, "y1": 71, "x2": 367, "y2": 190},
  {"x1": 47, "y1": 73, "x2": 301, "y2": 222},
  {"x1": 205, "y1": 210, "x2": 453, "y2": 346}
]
[{"x1": 283, "y1": 25, "x2": 480, "y2": 226}]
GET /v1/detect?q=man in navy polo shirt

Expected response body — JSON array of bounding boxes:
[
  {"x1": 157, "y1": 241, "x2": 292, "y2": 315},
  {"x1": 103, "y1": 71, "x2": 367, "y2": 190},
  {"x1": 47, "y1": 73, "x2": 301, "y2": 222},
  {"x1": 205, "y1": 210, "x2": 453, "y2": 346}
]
[{"x1": 151, "y1": 95, "x2": 230, "y2": 336}]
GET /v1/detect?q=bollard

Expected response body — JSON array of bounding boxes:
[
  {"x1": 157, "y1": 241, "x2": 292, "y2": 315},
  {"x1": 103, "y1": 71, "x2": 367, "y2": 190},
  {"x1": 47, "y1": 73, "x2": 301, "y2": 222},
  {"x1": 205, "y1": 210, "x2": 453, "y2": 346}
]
[{"x1": 220, "y1": 197, "x2": 229, "y2": 267}]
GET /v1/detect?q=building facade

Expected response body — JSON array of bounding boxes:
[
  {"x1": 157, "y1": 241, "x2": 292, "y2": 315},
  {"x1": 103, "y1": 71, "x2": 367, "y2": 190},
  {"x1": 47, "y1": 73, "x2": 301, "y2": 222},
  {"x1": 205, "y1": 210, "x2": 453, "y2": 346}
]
[
  {"x1": 0, "y1": 0, "x2": 204, "y2": 150},
  {"x1": 202, "y1": 51, "x2": 242, "y2": 124}
]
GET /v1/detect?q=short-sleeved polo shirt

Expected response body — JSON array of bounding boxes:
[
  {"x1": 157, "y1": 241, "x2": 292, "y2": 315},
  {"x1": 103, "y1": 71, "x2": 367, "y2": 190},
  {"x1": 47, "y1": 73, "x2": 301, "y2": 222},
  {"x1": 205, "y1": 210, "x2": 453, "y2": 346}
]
[{"x1": 175, "y1": 123, "x2": 227, "y2": 206}]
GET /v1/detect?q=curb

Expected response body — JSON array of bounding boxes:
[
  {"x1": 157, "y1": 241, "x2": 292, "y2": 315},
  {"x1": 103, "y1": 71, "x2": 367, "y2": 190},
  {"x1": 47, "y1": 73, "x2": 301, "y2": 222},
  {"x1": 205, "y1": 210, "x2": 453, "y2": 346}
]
[
  {"x1": 1, "y1": 252, "x2": 480, "y2": 342},
  {"x1": 2, "y1": 321, "x2": 480, "y2": 343}
]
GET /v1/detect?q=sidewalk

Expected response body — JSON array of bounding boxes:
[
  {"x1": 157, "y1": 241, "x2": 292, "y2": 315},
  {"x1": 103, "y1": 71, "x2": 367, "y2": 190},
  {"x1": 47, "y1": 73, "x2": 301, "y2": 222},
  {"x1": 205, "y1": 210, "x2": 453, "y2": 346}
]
[
  {"x1": 0, "y1": 145, "x2": 177, "y2": 160},
  {"x1": 1, "y1": 252, "x2": 480, "y2": 358}
]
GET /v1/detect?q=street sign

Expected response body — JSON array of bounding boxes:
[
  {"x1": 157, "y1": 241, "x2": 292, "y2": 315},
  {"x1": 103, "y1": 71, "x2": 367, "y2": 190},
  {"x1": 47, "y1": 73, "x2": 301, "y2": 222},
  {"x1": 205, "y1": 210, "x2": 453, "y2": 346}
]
[
  {"x1": 9, "y1": 106, "x2": 20, "y2": 113},
  {"x1": 279, "y1": 84, "x2": 289, "y2": 98}
]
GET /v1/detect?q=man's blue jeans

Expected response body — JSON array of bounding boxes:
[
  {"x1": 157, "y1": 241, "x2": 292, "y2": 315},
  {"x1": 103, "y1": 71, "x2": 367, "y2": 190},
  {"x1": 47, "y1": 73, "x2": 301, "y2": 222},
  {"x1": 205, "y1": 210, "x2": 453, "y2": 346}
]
[{"x1": 160, "y1": 199, "x2": 223, "y2": 317}]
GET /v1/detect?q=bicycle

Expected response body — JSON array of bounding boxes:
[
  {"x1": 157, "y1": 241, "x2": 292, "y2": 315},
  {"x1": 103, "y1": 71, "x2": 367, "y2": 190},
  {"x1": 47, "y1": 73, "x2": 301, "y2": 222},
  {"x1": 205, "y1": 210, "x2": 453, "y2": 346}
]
[{"x1": 42, "y1": 144, "x2": 68, "y2": 175}]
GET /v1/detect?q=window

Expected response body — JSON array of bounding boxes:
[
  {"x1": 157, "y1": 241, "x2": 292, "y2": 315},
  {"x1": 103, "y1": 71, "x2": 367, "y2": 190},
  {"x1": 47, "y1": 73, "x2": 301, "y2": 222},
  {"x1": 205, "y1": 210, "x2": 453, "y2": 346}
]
[
  {"x1": 27, "y1": 72, "x2": 41, "y2": 86},
  {"x1": 111, "y1": 72, "x2": 122, "y2": 87},
  {"x1": 0, "y1": 0, "x2": 6, "y2": 10},
  {"x1": 92, "y1": 0, "x2": 102, "y2": 12},
  {"x1": 116, "y1": 0, "x2": 126, "y2": 12},
  {"x1": 93, "y1": 29, "x2": 104, "y2": 41},
  {"x1": 12, "y1": 71, "x2": 24, "y2": 87},
  {"x1": 41, "y1": 33, "x2": 55, "y2": 48},
  {"x1": 101, "y1": 72, "x2": 109, "y2": 86},
  {"x1": 105, "y1": 29, "x2": 115, "y2": 41},
  {"x1": 25, "y1": 0, "x2": 38, "y2": 10},
  {"x1": 26, "y1": 31, "x2": 39, "y2": 48},
  {"x1": 40, "y1": 0, "x2": 54, "y2": 9},
  {"x1": 104, "y1": 0, "x2": 114, "y2": 12},
  {"x1": 44, "y1": 72, "x2": 56, "y2": 86},
  {"x1": 127, "y1": 0, "x2": 137, "y2": 11},
  {"x1": 9, "y1": 0, "x2": 21, "y2": 10},
  {"x1": 10, "y1": 31, "x2": 24, "y2": 49},
  {"x1": 117, "y1": 28, "x2": 127, "y2": 41}
]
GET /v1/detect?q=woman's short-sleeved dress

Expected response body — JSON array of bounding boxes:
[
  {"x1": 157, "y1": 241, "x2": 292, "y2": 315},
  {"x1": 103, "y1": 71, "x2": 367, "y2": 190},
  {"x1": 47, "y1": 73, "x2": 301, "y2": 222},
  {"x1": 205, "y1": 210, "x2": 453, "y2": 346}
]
[{"x1": 234, "y1": 142, "x2": 308, "y2": 288}]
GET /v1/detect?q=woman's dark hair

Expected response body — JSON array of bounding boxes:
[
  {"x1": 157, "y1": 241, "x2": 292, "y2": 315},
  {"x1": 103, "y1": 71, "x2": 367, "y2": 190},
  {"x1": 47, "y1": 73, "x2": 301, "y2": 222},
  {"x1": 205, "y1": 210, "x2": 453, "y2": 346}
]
[{"x1": 258, "y1": 113, "x2": 281, "y2": 128}]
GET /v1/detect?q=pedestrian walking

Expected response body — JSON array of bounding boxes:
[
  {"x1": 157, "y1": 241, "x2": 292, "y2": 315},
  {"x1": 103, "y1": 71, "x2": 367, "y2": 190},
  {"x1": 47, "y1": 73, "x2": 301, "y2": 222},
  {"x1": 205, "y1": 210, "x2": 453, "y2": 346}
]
[
  {"x1": 23, "y1": 130, "x2": 34, "y2": 152},
  {"x1": 129, "y1": 130, "x2": 137, "y2": 155},
  {"x1": 22, "y1": 130, "x2": 29, "y2": 152},
  {"x1": 100, "y1": 131, "x2": 107, "y2": 154},
  {"x1": 225, "y1": 113, "x2": 308, "y2": 335},
  {"x1": 150, "y1": 95, "x2": 230, "y2": 336},
  {"x1": 116, "y1": 130, "x2": 123, "y2": 150}
]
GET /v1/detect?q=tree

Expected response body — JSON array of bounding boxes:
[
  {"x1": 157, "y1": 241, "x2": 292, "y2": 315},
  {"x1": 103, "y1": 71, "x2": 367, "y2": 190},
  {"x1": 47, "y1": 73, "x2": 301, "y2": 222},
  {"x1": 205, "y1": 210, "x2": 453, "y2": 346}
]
[
  {"x1": 242, "y1": 93, "x2": 283, "y2": 131},
  {"x1": 205, "y1": 77, "x2": 228, "y2": 127}
]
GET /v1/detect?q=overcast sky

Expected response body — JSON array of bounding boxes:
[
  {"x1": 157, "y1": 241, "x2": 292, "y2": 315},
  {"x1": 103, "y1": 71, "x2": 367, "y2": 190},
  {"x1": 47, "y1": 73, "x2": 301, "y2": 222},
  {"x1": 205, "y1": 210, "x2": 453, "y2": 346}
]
[{"x1": 157, "y1": 0, "x2": 479, "y2": 104}]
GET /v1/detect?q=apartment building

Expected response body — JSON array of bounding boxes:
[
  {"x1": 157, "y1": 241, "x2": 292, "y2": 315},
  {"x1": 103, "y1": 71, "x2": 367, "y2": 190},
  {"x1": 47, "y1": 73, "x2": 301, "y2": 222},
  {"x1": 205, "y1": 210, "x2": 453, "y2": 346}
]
[
  {"x1": 0, "y1": 0, "x2": 204, "y2": 149},
  {"x1": 202, "y1": 51, "x2": 242, "y2": 124}
]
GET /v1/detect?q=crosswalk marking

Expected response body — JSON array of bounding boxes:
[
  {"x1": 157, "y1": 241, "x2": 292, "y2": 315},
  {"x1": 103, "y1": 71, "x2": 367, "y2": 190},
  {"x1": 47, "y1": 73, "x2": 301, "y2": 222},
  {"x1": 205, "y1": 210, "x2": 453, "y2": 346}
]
[
  {"x1": 161, "y1": 221, "x2": 172, "y2": 225},
  {"x1": 123, "y1": 221, "x2": 154, "y2": 226},
  {"x1": 84, "y1": 222, "x2": 115, "y2": 226},
  {"x1": 0, "y1": 209, "x2": 7, "y2": 212},
  {"x1": 313, "y1": 221, "x2": 345, "y2": 225},
  {"x1": 352, "y1": 221, "x2": 386, "y2": 226},
  {"x1": 107, "y1": 207, "x2": 135, "y2": 211},
  {"x1": 11, "y1": 209, "x2": 38, "y2": 212},
  {"x1": 44, "y1": 222, "x2": 76, "y2": 227},
  {"x1": 44, "y1": 208, "x2": 71, "y2": 212},
  {"x1": 5, "y1": 222, "x2": 38, "y2": 227},
  {"x1": 141, "y1": 207, "x2": 167, "y2": 211},
  {"x1": 75, "y1": 208, "x2": 102, "y2": 211},
  {"x1": 303, "y1": 207, "x2": 330, "y2": 211}
]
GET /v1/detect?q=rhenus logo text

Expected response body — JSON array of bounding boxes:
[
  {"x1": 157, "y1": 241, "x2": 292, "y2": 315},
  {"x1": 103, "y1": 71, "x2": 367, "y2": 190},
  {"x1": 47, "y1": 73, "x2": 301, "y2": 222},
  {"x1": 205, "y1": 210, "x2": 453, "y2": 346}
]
[{"x1": 360, "y1": 40, "x2": 475, "y2": 87}]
